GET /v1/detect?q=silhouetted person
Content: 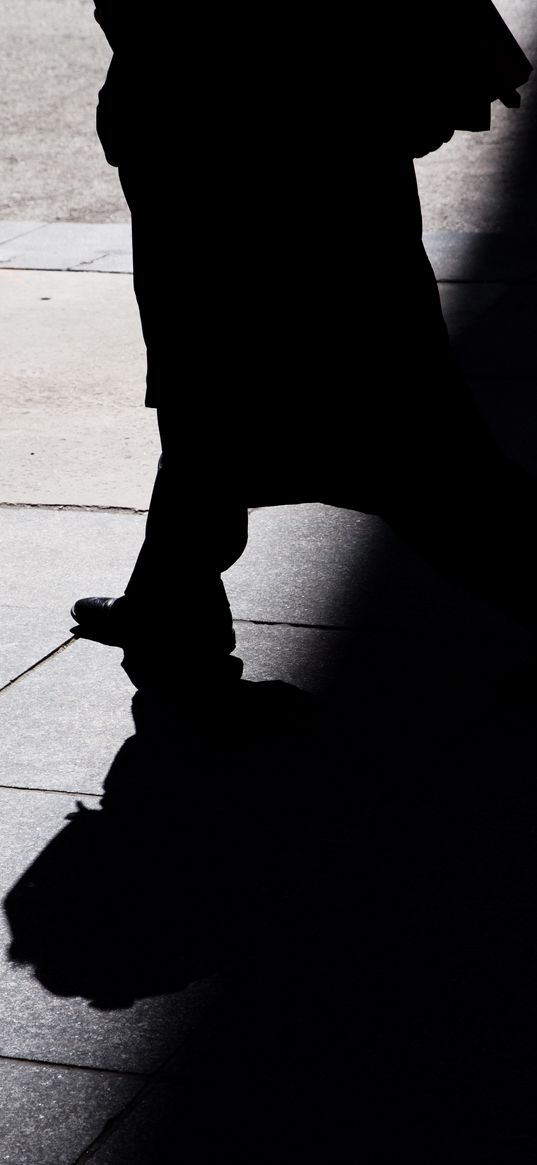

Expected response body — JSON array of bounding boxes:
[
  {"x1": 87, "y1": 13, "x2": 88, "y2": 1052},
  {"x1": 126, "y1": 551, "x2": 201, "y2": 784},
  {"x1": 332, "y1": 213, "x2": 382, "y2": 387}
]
[{"x1": 72, "y1": 2, "x2": 533, "y2": 689}]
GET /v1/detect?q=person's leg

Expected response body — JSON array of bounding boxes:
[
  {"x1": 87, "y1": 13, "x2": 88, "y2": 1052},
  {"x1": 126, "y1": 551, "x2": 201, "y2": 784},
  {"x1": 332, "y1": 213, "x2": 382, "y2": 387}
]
[
  {"x1": 121, "y1": 402, "x2": 248, "y2": 683},
  {"x1": 72, "y1": 159, "x2": 248, "y2": 682}
]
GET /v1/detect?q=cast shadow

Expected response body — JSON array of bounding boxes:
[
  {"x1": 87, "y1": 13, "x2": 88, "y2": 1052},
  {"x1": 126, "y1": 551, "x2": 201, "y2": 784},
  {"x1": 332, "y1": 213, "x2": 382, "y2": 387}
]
[
  {"x1": 4, "y1": 639, "x2": 537, "y2": 1159},
  {"x1": 4, "y1": 678, "x2": 343, "y2": 1009}
]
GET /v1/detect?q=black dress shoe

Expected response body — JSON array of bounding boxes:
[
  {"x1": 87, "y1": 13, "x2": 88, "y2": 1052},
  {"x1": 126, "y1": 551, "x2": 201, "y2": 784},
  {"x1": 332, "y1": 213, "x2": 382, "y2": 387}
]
[
  {"x1": 70, "y1": 596, "x2": 128, "y2": 646},
  {"x1": 71, "y1": 583, "x2": 242, "y2": 689}
]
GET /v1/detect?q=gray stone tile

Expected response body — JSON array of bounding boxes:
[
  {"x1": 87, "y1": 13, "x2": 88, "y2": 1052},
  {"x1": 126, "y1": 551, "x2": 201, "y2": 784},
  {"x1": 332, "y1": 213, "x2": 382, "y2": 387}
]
[
  {"x1": 80, "y1": 251, "x2": 134, "y2": 274},
  {"x1": 0, "y1": 506, "x2": 147, "y2": 685},
  {"x1": 0, "y1": 222, "x2": 132, "y2": 273},
  {"x1": 84, "y1": 1074, "x2": 307, "y2": 1164},
  {"x1": 0, "y1": 606, "x2": 71, "y2": 689},
  {"x1": 0, "y1": 787, "x2": 85, "y2": 887},
  {"x1": 226, "y1": 504, "x2": 516, "y2": 633},
  {"x1": 0, "y1": 269, "x2": 156, "y2": 508},
  {"x1": 5, "y1": 615, "x2": 524, "y2": 802},
  {"x1": 236, "y1": 621, "x2": 345, "y2": 693},
  {"x1": 424, "y1": 231, "x2": 537, "y2": 283},
  {"x1": 0, "y1": 507, "x2": 145, "y2": 611},
  {"x1": 235, "y1": 618, "x2": 533, "y2": 737},
  {"x1": 0, "y1": 502, "x2": 149, "y2": 730},
  {"x1": 0, "y1": 639, "x2": 133, "y2": 793},
  {"x1": 0, "y1": 787, "x2": 222, "y2": 1073},
  {"x1": 77, "y1": 1082, "x2": 185, "y2": 1165},
  {"x1": 0, "y1": 221, "x2": 42, "y2": 246},
  {"x1": 223, "y1": 503, "x2": 365, "y2": 629},
  {"x1": 0, "y1": 1059, "x2": 141, "y2": 1165},
  {"x1": 225, "y1": 505, "x2": 387, "y2": 628}
]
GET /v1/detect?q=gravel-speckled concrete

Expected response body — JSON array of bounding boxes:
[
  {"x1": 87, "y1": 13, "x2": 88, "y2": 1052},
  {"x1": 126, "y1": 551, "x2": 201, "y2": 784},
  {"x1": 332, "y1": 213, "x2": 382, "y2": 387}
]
[
  {"x1": 0, "y1": 269, "x2": 158, "y2": 508},
  {"x1": 0, "y1": 1059, "x2": 142, "y2": 1165},
  {"x1": 0, "y1": 222, "x2": 132, "y2": 272}
]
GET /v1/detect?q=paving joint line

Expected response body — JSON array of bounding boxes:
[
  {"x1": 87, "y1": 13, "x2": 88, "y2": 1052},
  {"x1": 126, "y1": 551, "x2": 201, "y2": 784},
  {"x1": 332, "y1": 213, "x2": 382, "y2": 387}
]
[
  {"x1": 0, "y1": 639, "x2": 75, "y2": 697},
  {"x1": 0, "y1": 783, "x2": 100, "y2": 798},
  {"x1": 72, "y1": 1037, "x2": 207, "y2": 1164},
  {"x1": 0, "y1": 502, "x2": 146, "y2": 514},
  {"x1": 235, "y1": 617, "x2": 351, "y2": 631},
  {"x1": 0, "y1": 224, "x2": 46, "y2": 246},
  {"x1": 0, "y1": 265, "x2": 130, "y2": 275},
  {"x1": 437, "y1": 276, "x2": 537, "y2": 285},
  {"x1": 0, "y1": 1053, "x2": 146, "y2": 1080}
]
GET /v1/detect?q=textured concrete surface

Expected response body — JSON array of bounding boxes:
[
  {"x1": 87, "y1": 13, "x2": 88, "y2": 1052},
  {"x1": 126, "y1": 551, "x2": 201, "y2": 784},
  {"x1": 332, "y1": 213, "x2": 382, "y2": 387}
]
[
  {"x1": 228, "y1": 504, "x2": 522, "y2": 633},
  {"x1": 0, "y1": 1060, "x2": 142, "y2": 1165},
  {"x1": 0, "y1": 639, "x2": 132, "y2": 794},
  {"x1": 0, "y1": 222, "x2": 132, "y2": 272},
  {"x1": 0, "y1": 221, "x2": 42, "y2": 245},
  {"x1": 0, "y1": 507, "x2": 145, "y2": 610},
  {"x1": 0, "y1": 0, "x2": 119, "y2": 223},
  {"x1": 0, "y1": 269, "x2": 157, "y2": 507},
  {"x1": 0, "y1": 606, "x2": 72, "y2": 689},
  {"x1": 72, "y1": 1083, "x2": 191, "y2": 1165}
]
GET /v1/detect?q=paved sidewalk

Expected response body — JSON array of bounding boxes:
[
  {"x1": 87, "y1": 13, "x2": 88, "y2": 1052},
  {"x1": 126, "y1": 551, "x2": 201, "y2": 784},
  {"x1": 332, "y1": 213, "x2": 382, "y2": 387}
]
[{"x1": 1, "y1": 223, "x2": 537, "y2": 1161}]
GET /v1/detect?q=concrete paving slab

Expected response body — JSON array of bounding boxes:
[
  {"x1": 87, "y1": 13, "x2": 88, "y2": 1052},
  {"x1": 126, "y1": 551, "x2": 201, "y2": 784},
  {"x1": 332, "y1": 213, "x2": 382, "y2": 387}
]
[
  {"x1": 0, "y1": 1058, "x2": 141, "y2": 1165},
  {"x1": 75, "y1": 1082, "x2": 189, "y2": 1165},
  {"x1": 0, "y1": 502, "x2": 430, "y2": 640},
  {"x1": 0, "y1": 0, "x2": 121, "y2": 224},
  {"x1": 0, "y1": 507, "x2": 145, "y2": 611},
  {"x1": 0, "y1": 269, "x2": 157, "y2": 508},
  {"x1": 226, "y1": 504, "x2": 506, "y2": 632},
  {"x1": 0, "y1": 502, "x2": 530, "y2": 656},
  {"x1": 2, "y1": 611, "x2": 527, "y2": 799},
  {"x1": 0, "y1": 639, "x2": 133, "y2": 794},
  {"x1": 0, "y1": 789, "x2": 220, "y2": 1074},
  {"x1": 6, "y1": 623, "x2": 344, "y2": 794},
  {"x1": 0, "y1": 222, "x2": 132, "y2": 272},
  {"x1": 235, "y1": 617, "x2": 534, "y2": 747},
  {"x1": 227, "y1": 505, "x2": 369, "y2": 628},
  {"x1": 236, "y1": 621, "x2": 344, "y2": 692},
  {"x1": 415, "y1": 49, "x2": 537, "y2": 237},
  {"x1": 0, "y1": 787, "x2": 93, "y2": 889},
  {"x1": 0, "y1": 504, "x2": 144, "y2": 689},
  {"x1": 0, "y1": 221, "x2": 42, "y2": 246},
  {"x1": 0, "y1": 606, "x2": 72, "y2": 689}
]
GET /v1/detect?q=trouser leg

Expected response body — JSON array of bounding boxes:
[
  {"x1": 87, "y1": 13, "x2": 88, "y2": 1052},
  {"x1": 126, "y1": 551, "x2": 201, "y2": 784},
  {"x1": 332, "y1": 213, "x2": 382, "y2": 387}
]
[
  {"x1": 117, "y1": 162, "x2": 248, "y2": 647},
  {"x1": 124, "y1": 406, "x2": 248, "y2": 640}
]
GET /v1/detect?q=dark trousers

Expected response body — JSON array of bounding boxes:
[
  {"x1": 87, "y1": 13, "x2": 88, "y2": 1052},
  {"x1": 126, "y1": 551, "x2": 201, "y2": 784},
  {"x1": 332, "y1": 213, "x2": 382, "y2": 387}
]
[{"x1": 118, "y1": 163, "x2": 248, "y2": 611}]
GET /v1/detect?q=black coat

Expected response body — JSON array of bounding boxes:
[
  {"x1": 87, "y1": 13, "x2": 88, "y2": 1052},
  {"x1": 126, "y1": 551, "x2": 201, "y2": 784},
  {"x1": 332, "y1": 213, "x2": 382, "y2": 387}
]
[{"x1": 93, "y1": 1, "x2": 531, "y2": 167}]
